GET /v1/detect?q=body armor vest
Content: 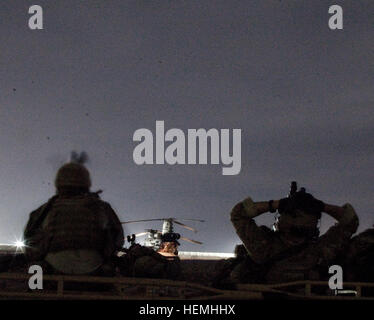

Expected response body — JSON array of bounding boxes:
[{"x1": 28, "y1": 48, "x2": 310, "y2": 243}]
[{"x1": 42, "y1": 195, "x2": 106, "y2": 254}]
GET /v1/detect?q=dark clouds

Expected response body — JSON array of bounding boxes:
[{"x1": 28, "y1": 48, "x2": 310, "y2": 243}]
[{"x1": 0, "y1": 1, "x2": 373, "y2": 251}]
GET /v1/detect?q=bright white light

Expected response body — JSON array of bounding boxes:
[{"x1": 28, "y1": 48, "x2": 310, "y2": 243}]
[
  {"x1": 14, "y1": 240, "x2": 25, "y2": 248},
  {"x1": 178, "y1": 251, "x2": 235, "y2": 260}
]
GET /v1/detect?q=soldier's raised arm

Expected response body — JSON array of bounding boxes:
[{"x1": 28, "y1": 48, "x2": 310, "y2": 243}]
[
  {"x1": 230, "y1": 197, "x2": 284, "y2": 264},
  {"x1": 323, "y1": 203, "x2": 359, "y2": 231},
  {"x1": 230, "y1": 198, "x2": 280, "y2": 222},
  {"x1": 286, "y1": 190, "x2": 359, "y2": 232}
]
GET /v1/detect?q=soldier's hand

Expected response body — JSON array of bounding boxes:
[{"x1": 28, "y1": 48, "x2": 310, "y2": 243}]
[{"x1": 292, "y1": 191, "x2": 325, "y2": 214}]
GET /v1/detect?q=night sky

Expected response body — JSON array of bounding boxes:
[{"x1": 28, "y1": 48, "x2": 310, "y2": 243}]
[{"x1": 0, "y1": 1, "x2": 373, "y2": 252}]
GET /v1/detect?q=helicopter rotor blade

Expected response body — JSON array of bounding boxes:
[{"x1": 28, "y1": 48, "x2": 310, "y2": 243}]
[
  {"x1": 135, "y1": 232, "x2": 148, "y2": 237},
  {"x1": 173, "y1": 220, "x2": 197, "y2": 233},
  {"x1": 180, "y1": 237, "x2": 203, "y2": 245},
  {"x1": 121, "y1": 219, "x2": 168, "y2": 224},
  {"x1": 121, "y1": 218, "x2": 205, "y2": 225},
  {"x1": 176, "y1": 218, "x2": 205, "y2": 223}
]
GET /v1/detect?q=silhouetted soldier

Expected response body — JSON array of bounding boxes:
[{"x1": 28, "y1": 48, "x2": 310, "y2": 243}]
[
  {"x1": 23, "y1": 160, "x2": 124, "y2": 275},
  {"x1": 230, "y1": 183, "x2": 358, "y2": 283}
]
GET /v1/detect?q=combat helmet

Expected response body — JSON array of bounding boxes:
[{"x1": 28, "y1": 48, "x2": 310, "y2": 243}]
[
  {"x1": 55, "y1": 152, "x2": 91, "y2": 189},
  {"x1": 273, "y1": 182, "x2": 323, "y2": 242}
]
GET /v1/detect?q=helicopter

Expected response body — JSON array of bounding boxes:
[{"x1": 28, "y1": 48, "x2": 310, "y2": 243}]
[{"x1": 121, "y1": 218, "x2": 204, "y2": 256}]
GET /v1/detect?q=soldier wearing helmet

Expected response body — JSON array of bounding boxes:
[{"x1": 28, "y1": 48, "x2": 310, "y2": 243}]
[
  {"x1": 23, "y1": 158, "x2": 124, "y2": 275},
  {"x1": 230, "y1": 182, "x2": 359, "y2": 283}
]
